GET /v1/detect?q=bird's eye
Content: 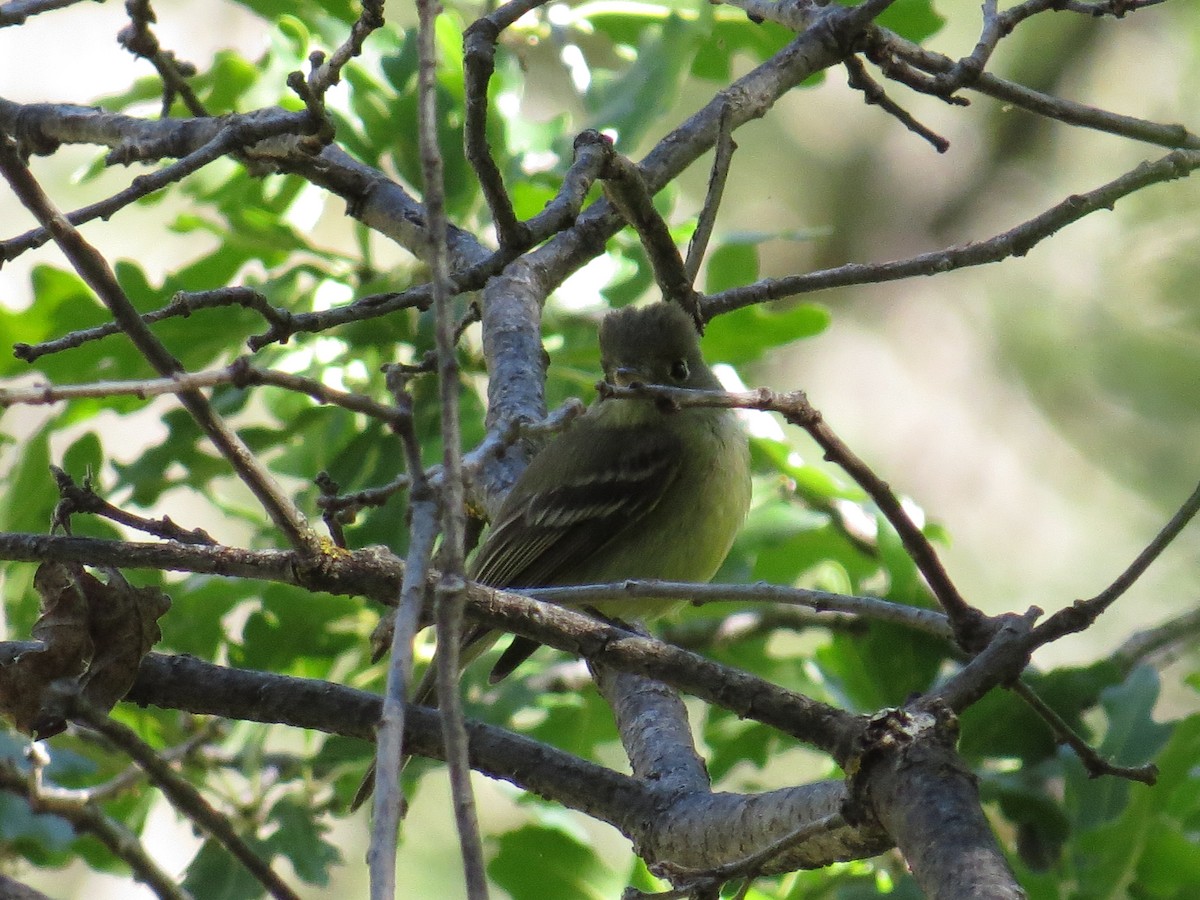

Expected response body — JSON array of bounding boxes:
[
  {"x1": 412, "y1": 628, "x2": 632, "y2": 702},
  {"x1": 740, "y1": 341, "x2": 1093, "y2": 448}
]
[{"x1": 670, "y1": 359, "x2": 689, "y2": 381}]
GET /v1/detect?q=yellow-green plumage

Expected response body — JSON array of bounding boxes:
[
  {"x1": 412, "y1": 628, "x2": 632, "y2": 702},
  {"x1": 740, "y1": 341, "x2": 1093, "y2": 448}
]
[
  {"x1": 471, "y1": 302, "x2": 751, "y2": 677},
  {"x1": 352, "y1": 303, "x2": 749, "y2": 810}
]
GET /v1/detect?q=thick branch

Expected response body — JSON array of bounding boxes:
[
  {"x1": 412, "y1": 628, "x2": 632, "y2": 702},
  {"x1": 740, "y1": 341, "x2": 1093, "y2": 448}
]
[
  {"x1": 850, "y1": 707, "x2": 1023, "y2": 899},
  {"x1": 111, "y1": 651, "x2": 889, "y2": 872}
]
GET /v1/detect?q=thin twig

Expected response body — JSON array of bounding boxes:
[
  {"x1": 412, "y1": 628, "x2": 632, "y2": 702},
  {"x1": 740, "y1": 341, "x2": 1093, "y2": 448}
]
[
  {"x1": 67, "y1": 696, "x2": 300, "y2": 900},
  {"x1": 663, "y1": 812, "x2": 847, "y2": 889},
  {"x1": 598, "y1": 381, "x2": 986, "y2": 646},
  {"x1": 307, "y1": 0, "x2": 386, "y2": 97},
  {"x1": 0, "y1": 136, "x2": 318, "y2": 553},
  {"x1": 0, "y1": 0, "x2": 88, "y2": 26},
  {"x1": 1057, "y1": 0, "x2": 1169, "y2": 13},
  {"x1": 1, "y1": 112, "x2": 315, "y2": 264},
  {"x1": 315, "y1": 472, "x2": 349, "y2": 547},
  {"x1": 12, "y1": 287, "x2": 292, "y2": 363},
  {"x1": 659, "y1": 606, "x2": 867, "y2": 647},
  {"x1": 1034, "y1": 479, "x2": 1200, "y2": 644},
  {"x1": 119, "y1": 0, "x2": 207, "y2": 117},
  {"x1": 310, "y1": 397, "x2": 585, "y2": 527},
  {"x1": 526, "y1": 579, "x2": 951, "y2": 638},
  {"x1": 415, "y1": 0, "x2": 488, "y2": 894},
  {"x1": 871, "y1": 27, "x2": 1200, "y2": 150},
  {"x1": 368, "y1": 381, "x2": 438, "y2": 894},
  {"x1": 316, "y1": 474, "x2": 412, "y2": 521},
  {"x1": 684, "y1": 102, "x2": 737, "y2": 284},
  {"x1": 50, "y1": 466, "x2": 216, "y2": 545},
  {"x1": 1010, "y1": 680, "x2": 1158, "y2": 783},
  {"x1": 0, "y1": 756, "x2": 191, "y2": 900},
  {"x1": 844, "y1": 55, "x2": 949, "y2": 153},
  {"x1": 1, "y1": 357, "x2": 408, "y2": 427},
  {"x1": 601, "y1": 149, "x2": 701, "y2": 324},
  {"x1": 461, "y1": 0, "x2": 556, "y2": 246},
  {"x1": 463, "y1": 9, "x2": 530, "y2": 246},
  {"x1": 522, "y1": 129, "x2": 613, "y2": 237},
  {"x1": 87, "y1": 718, "x2": 224, "y2": 802},
  {"x1": 284, "y1": 70, "x2": 337, "y2": 153},
  {"x1": 922, "y1": 0, "x2": 1009, "y2": 97},
  {"x1": 704, "y1": 148, "x2": 1200, "y2": 316}
]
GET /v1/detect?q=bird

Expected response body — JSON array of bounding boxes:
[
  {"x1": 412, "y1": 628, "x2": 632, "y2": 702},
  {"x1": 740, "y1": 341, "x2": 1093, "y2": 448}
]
[{"x1": 353, "y1": 300, "x2": 751, "y2": 810}]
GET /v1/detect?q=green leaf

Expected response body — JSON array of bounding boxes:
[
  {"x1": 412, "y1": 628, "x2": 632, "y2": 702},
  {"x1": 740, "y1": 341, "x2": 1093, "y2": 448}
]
[
  {"x1": 815, "y1": 622, "x2": 947, "y2": 711},
  {"x1": 0, "y1": 420, "x2": 54, "y2": 534},
  {"x1": 264, "y1": 797, "x2": 342, "y2": 886},
  {"x1": 489, "y1": 824, "x2": 618, "y2": 900},
  {"x1": 159, "y1": 576, "x2": 256, "y2": 658},
  {"x1": 183, "y1": 837, "x2": 268, "y2": 900},
  {"x1": 705, "y1": 301, "x2": 830, "y2": 366},
  {"x1": 704, "y1": 706, "x2": 775, "y2": 779},
  {"x1": 584, "y1": 12, "x2": 704, "y2": 152},
  {"x1": 234, "y1": 583, "x2": 362, "y2": 674},
  {"x1": 705, "y1": 242, "x2": 759, "y2": 294},
  {"x1": 1065, "y1": 666, "x2": 1172, "y2": 830},
  {"x1": 61, "y1": 432, "x2": 103, "y2": 481},
  {"x1": 872, "y1": 0, "x2": 945, "y2": 44},
  {"x1": 691, "y1": 15, "x2": 795, "y2": 82},
  {"x1": 230, "y1": 0, "x2": 359, "y2": 26}
]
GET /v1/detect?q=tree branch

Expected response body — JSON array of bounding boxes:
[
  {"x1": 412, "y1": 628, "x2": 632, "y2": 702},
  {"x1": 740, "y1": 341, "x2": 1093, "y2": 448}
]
[
  {"x1": 704, "y1": 148, "x2": 1200, "y2": 315},
  {"x1": 0, "y1": 136, "x2": 318, "y2": 554},
  {"x1": 0, "y1": 755, "x2": 190, "y2": 900}
]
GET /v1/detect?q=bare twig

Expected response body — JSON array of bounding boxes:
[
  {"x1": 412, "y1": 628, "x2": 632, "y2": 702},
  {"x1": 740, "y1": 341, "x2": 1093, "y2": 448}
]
[
  {"x1": 12, "y1": 287, "x2": 292, "y2": 363},
  {"x1": 527, "y1": 579, "x2": 951, "y2": 638},
  {"x1": 1034, "y1": 479, "x2": 1200, "y2": 645},
  {"x1": 660, "y1": 606, "x2": 868, "y2": 647},
  {"x1": 67, "y1": 696, "x2": 299, "y2": 900},
  {"x1": 523, "y1": 129, "x2": 613, "y2": 237},
  {"x1": 601, "y1": 149, "x2": 701, "y2": 324},
  {"x1": 119, "y1": 0, "x2": 207, "y2": 117},
  {"x1": 0, "y1": 135, "x2": 318, "y2": 553},
  {"x1": 0, "y1": 756, "x2": 191, "y2": 900},
  {"x1": 87, "y1": 717, "x2": 224, "y2": 802},
  {"x1": 0, "y1": 0, "x2": 88, "y2": 27},
  {"x1": 844, "y1": 55, "x2": 949, "y2": 153},
  {"x1": 704, "y1": 148, "x2": 1200, "y2": 316},
  {"x1": 684, "y1": 103, "x2": 737, "y2": 284},
  {"x1": 923, "y1": 0, "x2": 1010, "y2": 97},
  {"x1": 316, "y1": 474, "x2": 412, "y2": 522},
  {"x1": 1057, "y1": 0, "x2": 1169, "y2": 13},
  {"x1": 415, "y1": 0, "x2": 487, "y2": 893},
  {"x1": 662, "y1": 812, "x2": 846, "y2": 890},
  {"x1": 285, "y1": 397, "x2": 585, "y2": 529},
  {"x1": 463, "y1": 5, "x2": 540, "y2": 247},
  {"x1": 1010, "y1": 680, "x2": 1158, "y2": 784},
  {"x1": 0, "y1": 357, "x2": 408, "y2": 428},
  {"x1": 368, "y1": 381, "x2": 438, "y2": 895},
  {"x1": 50, "y1": 466, "x2": 216, "y2": 545},
  {"x1": 307, "y1": 0, "x2": 386, "y2": 97},
  {"x1": 1, "y1": 111, "x2": 315, "y2": 264},
  {"x1": 284, "y1": 69, "x2": 337, "y2": 152},
  {"x1": 871, "y1": 29, "x2": 1200, "y2": 150},
  {"x1": 598, "y1": 381, "x2": 986, "y2": 646}
]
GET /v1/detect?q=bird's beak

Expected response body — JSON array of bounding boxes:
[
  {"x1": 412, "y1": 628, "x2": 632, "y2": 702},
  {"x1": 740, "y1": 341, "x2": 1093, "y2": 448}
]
[{"x1": 612, "y1": 366, "x2": 647, "y2": 387}]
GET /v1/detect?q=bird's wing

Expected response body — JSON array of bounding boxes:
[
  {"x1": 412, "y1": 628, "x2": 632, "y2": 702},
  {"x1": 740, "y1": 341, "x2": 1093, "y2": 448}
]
[{"x1": 468, "y1": 424, "x2": 684, "y2": 589}]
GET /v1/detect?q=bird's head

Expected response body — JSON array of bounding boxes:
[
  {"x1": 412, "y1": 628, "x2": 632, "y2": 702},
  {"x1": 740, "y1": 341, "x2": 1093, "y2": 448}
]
[{"x1": 598, "y1": 303, "x2": 721, "y2": 391}]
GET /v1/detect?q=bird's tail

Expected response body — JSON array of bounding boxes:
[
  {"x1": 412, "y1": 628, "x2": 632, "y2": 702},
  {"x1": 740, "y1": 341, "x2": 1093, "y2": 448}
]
[{"x1": 350, "y1": 625, "x2": 500, "y2": 812}]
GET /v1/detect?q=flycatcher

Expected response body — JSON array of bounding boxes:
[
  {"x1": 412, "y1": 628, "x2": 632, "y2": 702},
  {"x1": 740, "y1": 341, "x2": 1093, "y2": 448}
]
[
  {"x1": 472, "y1": 300, "x2": 751, "y2": 679},
  {"x1": 355, "y1": 301, "x2": 750, "y2": 809}
]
